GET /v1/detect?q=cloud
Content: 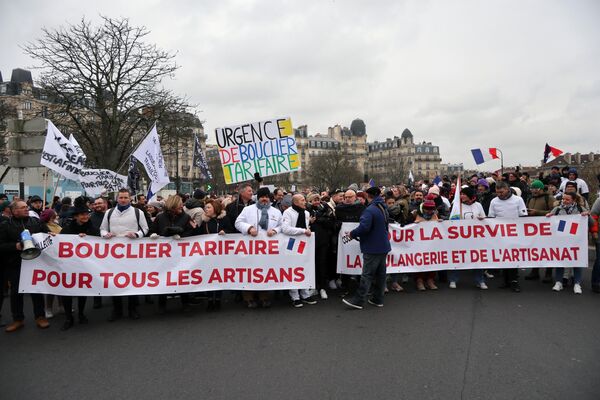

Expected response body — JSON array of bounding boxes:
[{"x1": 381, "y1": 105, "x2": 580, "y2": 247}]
[{"x1": 1, "y1": 0, "x2": 599, "y2": 169}]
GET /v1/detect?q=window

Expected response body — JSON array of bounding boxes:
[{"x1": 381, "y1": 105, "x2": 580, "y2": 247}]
[
  {"x1": 425, "y1": 147, "x2": 430, "y2": 153},
  {"x1": 416, "y1": 147, "x2": 422, "y2": 153},
  {"x1": 41, "y1": 106, "x2": 48, "y2": 117},
  {"x1": 23, "y1": 101, "x2": 32, "y2": 110}
]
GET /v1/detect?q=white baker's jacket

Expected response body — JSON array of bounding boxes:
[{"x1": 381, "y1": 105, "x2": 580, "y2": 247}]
[{"x1": 235, "y1": 204, "x2": 282, "y2": 235}]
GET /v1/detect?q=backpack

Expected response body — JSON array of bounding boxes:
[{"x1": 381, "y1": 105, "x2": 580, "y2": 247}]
[{"x1": 106, "y1": 207, "x2": 143, "y2": 235}]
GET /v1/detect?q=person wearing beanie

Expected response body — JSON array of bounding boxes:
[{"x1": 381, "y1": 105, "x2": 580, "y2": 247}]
[
  {"x1": 558, "y1": 168, "x2": 590, "y2": 200},
  {"x1": 234, "y1": 186, "x2": 282, "y2": 309},
  {"x1": 448, "y1": 187, "x2": 487, "y2": 290},
  {"x1": 524, "y1": 179, "x2": 556, "y2": 282},
  {"x1": 0, "y1": 200, "x2": 11, "y2": 224},
  {"x1": 342, "y1": 186, "x2": 391, "y2": 310},
  {"x1": 184, "y1": 189, "x2": 207, "y2": 227},
  {"x1": 410, "y1": 194, "x2": 440, "y2": 291},
  {"x1": 40, "y1": 209, "x2": 62, "y2": 234},
  {"x1": 59, "y1": 203, "x2": 99, "y2": 330},
  {"x1": 426, "y1": 186, "x2": 449, "y2": 220}
]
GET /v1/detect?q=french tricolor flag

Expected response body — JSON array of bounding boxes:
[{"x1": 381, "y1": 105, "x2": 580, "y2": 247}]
[
  {"x1": 471, "y1": 148, "x2": 500, "y2": 165},
  {"x1": 287, "y1": 238, "x2": 306, "y2": 254},
  {"x1": 557, "y1": 220, "x2": 579, "y2": 235}
]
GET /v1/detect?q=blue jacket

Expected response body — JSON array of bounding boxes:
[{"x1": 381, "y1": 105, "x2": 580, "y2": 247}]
[{"x1": 350, "y1": 196, "x2": 391, "y2": 255}]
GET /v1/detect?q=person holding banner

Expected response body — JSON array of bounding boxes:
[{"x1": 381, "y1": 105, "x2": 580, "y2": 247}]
[
  {"x1": 448, "y1": 187, "x2": 488, "y2": 290},
  {"x1": 235, "y1": 187, "x2": 282, "y2": 309},
  {"x1": 414, "y1": 196, "x2": 441, "y2": 291},
  {"x1": 0, "y1": 201, "x2": 51, "y2": 332},
  {"x1": 100, "y1": 189, "x2": 149, "y2": 321},
  {"x1": 488, "y1": 181, "x2": 527, "y2": 292},
  {"x1": 307, "y1": 193, "x2": 336, "y2": 300},
  {"x1": 342, "y1": 187, "x2": 391, "y2": 310},
  {"x1": 197, "y1": 199, "x2": 235, "y2": 311},
  {"x1": 59, "y1": 199, "x2": 100, "y2": 330},
  {"x1": 282, "y1": 194, "x2": 317, "y2": 307},
  {"x1": 150, "y1": 195, "x2": 196, "y2": 314},
  {"x1": 546, "y1": 192, "x2": 592, "y2": 294}
]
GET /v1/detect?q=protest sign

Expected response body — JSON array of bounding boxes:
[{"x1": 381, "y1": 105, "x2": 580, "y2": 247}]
[
  {"x1": 79, "y1": 169, "x2": 128, "y2": 197},
  {"x1": 40, "y1": 120, "x2": 86, "y2": 181},
  {"x1": 20, "y1": 232, "x2": 315, "y2": 296},
  {"x1": 215, "y1": 117, "x2": 300, "y2": 184},
  {"x1": 337, "y1": 215, "x2": 588, "y2": 274}
]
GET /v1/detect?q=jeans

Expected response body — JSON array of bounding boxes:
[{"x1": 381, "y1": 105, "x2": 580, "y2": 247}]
[
  {"x1": 592, "y1": 244, "x2": 600, "y2": 286},
  {"x1": 555, "y1": 268, "x2": 582, "y2": 284},
  {"x1": 7, "y1": 264, "x2": 44, "y2": 321},
  {"x1": 449, "y1": 270, "x2": 485, "y2": 284},
  {"x1": 289, "y1": 289, "x2": 312, "y2": 301},
  {"x1": 352, "y1": 253, "x2": 387, "y2": 305}
]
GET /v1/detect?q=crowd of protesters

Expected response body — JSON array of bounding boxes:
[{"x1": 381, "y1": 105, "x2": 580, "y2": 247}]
[{"x1": 0, "y1": 164, "x2": 599, "y2": 333}]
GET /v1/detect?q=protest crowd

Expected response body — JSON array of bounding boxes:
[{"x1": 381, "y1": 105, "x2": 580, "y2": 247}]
[{"x1": 0, "y1": 165, "x2": 599, "y2": 333}]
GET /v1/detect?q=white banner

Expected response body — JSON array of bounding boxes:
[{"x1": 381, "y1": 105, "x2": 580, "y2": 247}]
[
  {"x1": 68, "y1": 133, "x2": 87, "y2": 164},
  {"x1": 132, "y1": 125, "x2": 170, "y2": 199},
  {"x1": 40, "y1": 120, "x2": 85, "y2": 180},
  {"x1": 20, "y1": 232, "x2": 315, "y2": 296},
  {"x1": 79, "y1": 169, "x2": 127, "y2": 197},
  {"x1": 337, "y1": 215, "x2": 588, "y2": 274}
]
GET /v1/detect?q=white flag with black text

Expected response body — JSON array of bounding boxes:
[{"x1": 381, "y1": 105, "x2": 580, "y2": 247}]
[{"x1": 132, "y1": 125, "x2": 170, "y2": 200}]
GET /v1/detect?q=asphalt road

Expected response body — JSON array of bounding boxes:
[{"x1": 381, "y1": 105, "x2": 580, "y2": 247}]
[{"x1": 1, "y1": 258, "x2": 599, "y2": 400}]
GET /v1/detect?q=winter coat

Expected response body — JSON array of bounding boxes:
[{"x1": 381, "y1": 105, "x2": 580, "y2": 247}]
[
  {"x1": 61, "y1": 219, "x2": 100, "y2": 236},
  {"x1": 197, "y1": 211, "x2": 235, "y2": 235},
  {"x1": 150, "y1": 211, "x2": 194, "y2": 237},
  {"x1": 349, "y1": 196, "x2": 391, "y2": 255},
  {"x1": 527, "y1": 193, "x2": 555, "y2": 216},
  {"x1": 0, "y1": 216, "x2": 49, "y2": 269},
  {"x1": 308, "y1": 202, "x2": 336, "y2": 248},
  {"x1": 225, "y1": 197, "x2": 255, "y2": 233},
  {"x1": 184, "y1": 198, "x2": 205, "y2": 226},
  {"x1": 281, "y1": 207, "x2": 311, "y2": 236}
]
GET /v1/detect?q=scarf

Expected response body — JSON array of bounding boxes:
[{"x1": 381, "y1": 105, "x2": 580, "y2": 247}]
[
  {"x1": 562, "y1": 203, "x2": 577, "y2": 215},
  {"x1": 256, "y1": 202, "x2": 270, "y2": 231},
  {"x1": 117, "y1": 204, "x2": 131, "y2": 212},
  {"x1": 292, "y1": 204, "x2": 306, "y2": 229}
]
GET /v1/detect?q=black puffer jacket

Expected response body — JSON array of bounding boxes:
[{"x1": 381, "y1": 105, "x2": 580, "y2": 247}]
[
  {"x1": 150, "y1": 211, "x2": 194, "y2": 237},
  {"x1": 0, "y1": 216, "x2": 49, "y2": 269},
  {"x1": 61, "y1": 219, "x2": 100, "y2": 236},
  {"x1": 309, "y1": 202, "x2": 336, "y2": 247}
]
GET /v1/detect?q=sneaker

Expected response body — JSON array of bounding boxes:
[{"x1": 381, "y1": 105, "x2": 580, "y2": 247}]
[
  {"x1": 477, "y1": 282, "x2": 488, "y2": 290},
  {"x1": 247, "y1": 300, "x2": 258, "y2": 309},
  {"x1": 484, "y1": 270, "x2": 495, "y2": 279},
  {"x1": 367, "y1": 299, "x2": 384, "y2": 308},
  {"x1": 45, "y1": 309, "x2": 54, "y2": 319},
  {"x1": 302, "y1": 296, "x2": 318, "y2": 305},
  {"x1": 426, "y1": 279, "x2": 438, "y2": 290},
  {"x1": 416, "y1": 279, "x2": 426, "y2": 291},
  {"x1": 328, "y1": 280, "x2": 337, "y2": 290},
  {"x1": 391, "y1": 282, "x2": 404, "y2": 292},
  {"x1": 573, "y1": 283, "x2": 582, "y2": 294},
  {"x1": 552, "y1": 281, "x2": 563, "y2": 292},
  {"x1": 319, "y1": 289, "x2": 328, "y2": 300},
  {"x1": 342, "y1": 298, "x2": 363, "y2": 310},
  {"x1": 449, "y1": 281, "x2": 457, "y2": 289},
  {"x1": 292, "y1": 299, "x2": 303, "y2": 308}
]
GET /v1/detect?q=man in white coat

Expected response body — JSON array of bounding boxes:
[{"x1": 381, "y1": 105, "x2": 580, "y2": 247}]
[
  {"x1": 281, "y1": 194, "x2": 317, "y2": 307},
  {"x1": 235, "y1": 187, "x2": 282, "y2": 308}
]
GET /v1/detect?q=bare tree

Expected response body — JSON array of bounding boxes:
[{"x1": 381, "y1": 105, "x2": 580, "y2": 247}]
[
  {"x1": 23, "y1": 16, "x2": 188, "y2": 171},
  {"x1": 304, "y1": 149, "x2": 363, "y2": 190}
]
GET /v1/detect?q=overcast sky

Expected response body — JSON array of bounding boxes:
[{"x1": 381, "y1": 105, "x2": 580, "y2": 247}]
[{"x1": 1, "y1": 0, "x2": 599, "y2": 170}]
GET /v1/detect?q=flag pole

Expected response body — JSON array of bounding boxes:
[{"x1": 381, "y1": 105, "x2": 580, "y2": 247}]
[
  {"x1": 497, "y1": 148, "x2": 504, "y2": 175},
  {"x1": 42, "y1": 168, "x2": 49, "y2": 209}
]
